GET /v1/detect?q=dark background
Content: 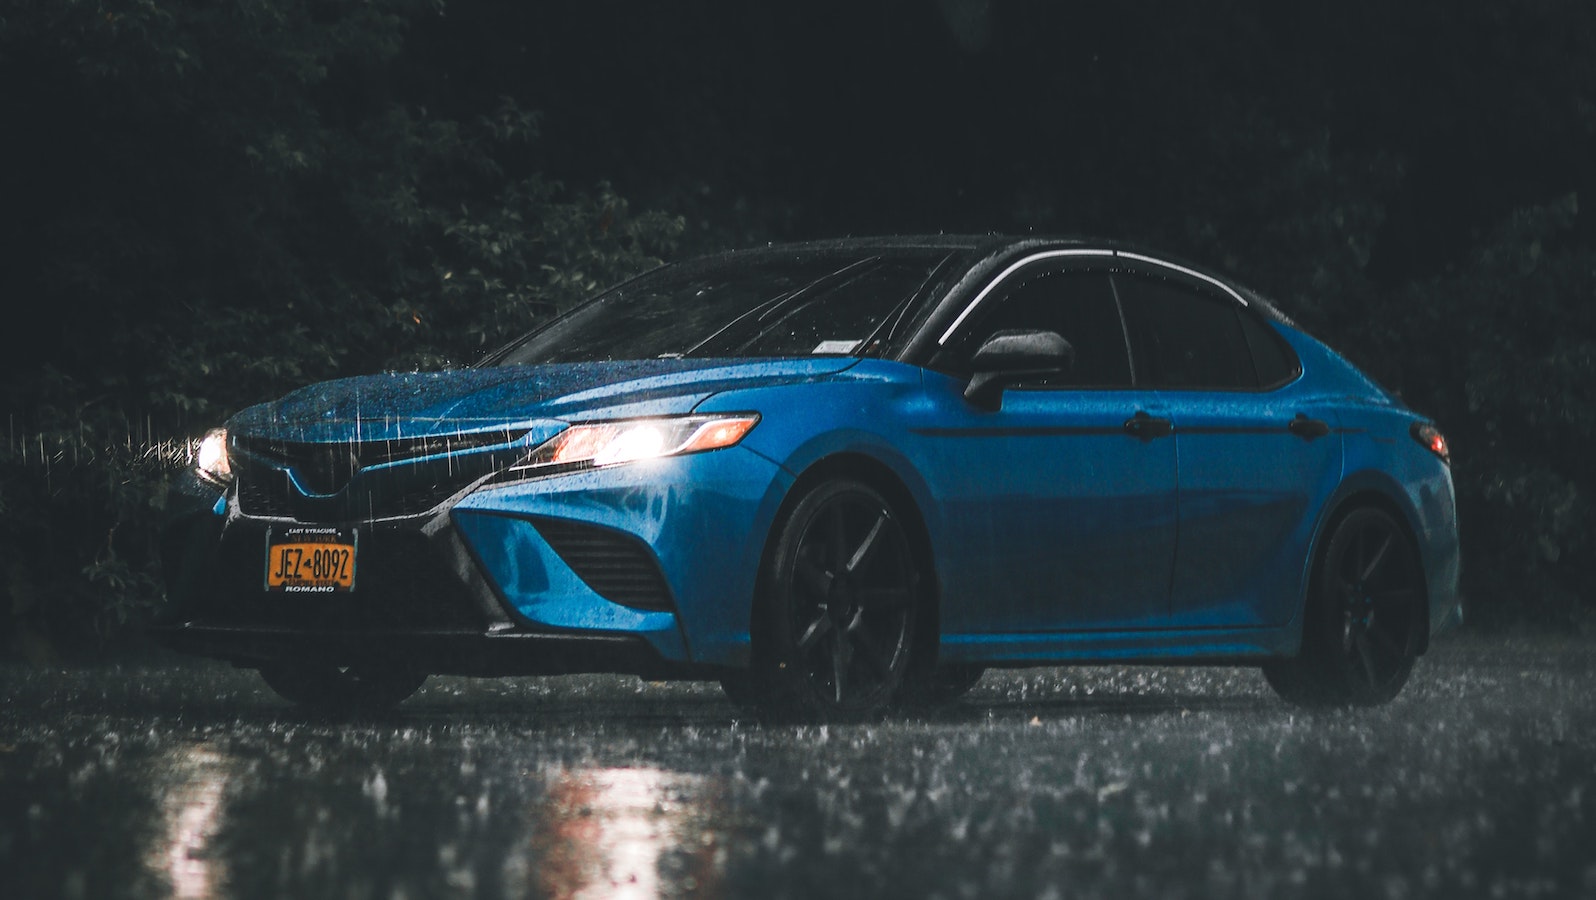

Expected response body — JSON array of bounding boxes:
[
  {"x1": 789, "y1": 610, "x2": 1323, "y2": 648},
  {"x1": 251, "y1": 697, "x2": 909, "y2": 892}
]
[{"x1": 2, "y1": 0, "x2": 1593, "y2": 655}]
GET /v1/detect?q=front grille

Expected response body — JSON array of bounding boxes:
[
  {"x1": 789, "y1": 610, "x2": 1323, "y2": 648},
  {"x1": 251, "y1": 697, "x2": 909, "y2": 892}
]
[
  {"x1": 532, "y1": 518, "x2": 674, "y2": 611},
  {"x1": 239, "y1": 440, "x2": 358, "y2": 494},
  {"x1": 384, "y1": 480, "x2": 470, "y2": 517},
  {"x1": 235, "y1": 469, "x2": 469, "y2": 521},
  {"x1": 235, "y1": 430, "x2": 528, "y2": 495},
  {"x1": 231, "y1": 430, "x2": 530, "y2": 522}
]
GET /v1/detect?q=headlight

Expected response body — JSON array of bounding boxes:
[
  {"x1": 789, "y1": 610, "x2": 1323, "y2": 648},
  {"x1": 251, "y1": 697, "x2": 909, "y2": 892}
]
[
  {"x1": 508, "y1": 414, "x2": 759, "y2": 476},
  {"x1": 195, "y1": 428, "x2": 233, "y2": 485}
]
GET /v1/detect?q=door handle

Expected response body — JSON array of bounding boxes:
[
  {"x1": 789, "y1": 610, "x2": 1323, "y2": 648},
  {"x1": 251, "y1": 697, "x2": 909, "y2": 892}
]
[
  {"x1": 1288, "y1": 413, "x2": 1331, "y2": 441},
  {"x1": 1123, "y1": 411, "x2": 1173, "y2": 441}
]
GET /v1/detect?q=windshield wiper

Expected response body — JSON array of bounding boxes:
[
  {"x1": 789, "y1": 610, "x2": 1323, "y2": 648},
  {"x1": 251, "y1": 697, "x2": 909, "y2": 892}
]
[
  {"x1": 682, "y1": 256, "x2": 881, "y2": 357},
  {"x1": 855, "y1": 251, "x2": 959, "y2": 356}
]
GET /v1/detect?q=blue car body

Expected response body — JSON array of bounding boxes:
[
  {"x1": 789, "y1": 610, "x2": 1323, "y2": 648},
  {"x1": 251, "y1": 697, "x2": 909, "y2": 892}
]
[{"x1": 156, "y1": 236, "x2": 1461, "y2": 707}]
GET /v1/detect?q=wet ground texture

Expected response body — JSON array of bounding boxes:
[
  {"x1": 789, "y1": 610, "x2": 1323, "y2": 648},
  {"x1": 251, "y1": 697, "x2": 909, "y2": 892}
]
[{"x1": 2, "y1": 632, "x2": 1593, "y2": 899}]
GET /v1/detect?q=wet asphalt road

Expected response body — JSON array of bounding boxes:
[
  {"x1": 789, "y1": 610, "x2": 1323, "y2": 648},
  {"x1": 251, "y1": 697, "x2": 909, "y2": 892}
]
[{"x1": 1, "y1": 632, "x2": 1593, "y2": 900}]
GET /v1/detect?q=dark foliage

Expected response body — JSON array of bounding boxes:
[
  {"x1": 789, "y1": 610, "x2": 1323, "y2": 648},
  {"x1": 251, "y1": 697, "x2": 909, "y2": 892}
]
[
  {"x1": 0, "y1": 0, "x2": 681, "y2": 656},
  {"x1": 1350, "y1": 200, "x2": 1595, "y2": 630},
  {"x1": 1, "y1": 0, "x2": 1592, "y2": 655}
]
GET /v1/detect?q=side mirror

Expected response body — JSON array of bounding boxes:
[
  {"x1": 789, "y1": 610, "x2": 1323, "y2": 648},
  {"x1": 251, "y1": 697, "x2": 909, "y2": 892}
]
[{"x1": 963, "y1": 329, "x2": 1074, "y2": 409}]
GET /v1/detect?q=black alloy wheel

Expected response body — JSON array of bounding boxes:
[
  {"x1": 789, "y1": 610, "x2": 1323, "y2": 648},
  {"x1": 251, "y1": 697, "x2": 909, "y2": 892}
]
[
  {"x1": 258, "y1": 662, "x2": 427, "y2": 712},
  {"x1": 754, "y1": 479, "x2": 921, "y2": 719},
  {"x1": 1265, "y1": 507, "x2": 1425, "y2": 706}
]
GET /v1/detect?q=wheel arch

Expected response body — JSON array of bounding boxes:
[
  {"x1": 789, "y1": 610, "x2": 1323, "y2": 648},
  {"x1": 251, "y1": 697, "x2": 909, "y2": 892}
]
[
  {"x1": 1304, "y1": 478, "x2": 1433, "y2": 655},
  {"x1": 751, "y1": 451, "x2": 944, "y2": 667}
]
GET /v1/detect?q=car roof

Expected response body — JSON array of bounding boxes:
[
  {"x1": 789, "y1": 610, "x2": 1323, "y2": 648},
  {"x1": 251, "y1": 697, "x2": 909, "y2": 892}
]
[
  {"x1": 711, "y1": 233, "x2": 1104, "y2": 254},
  {"x1": 685, "y1": 234, "x2": 1003, "y2": 258},
  {"x1": 706, "y1": 234, "x2": 1236, "y2": 277},
  {"x1": 682, "y1": 234, "x2": 1297, "y2": 327}
]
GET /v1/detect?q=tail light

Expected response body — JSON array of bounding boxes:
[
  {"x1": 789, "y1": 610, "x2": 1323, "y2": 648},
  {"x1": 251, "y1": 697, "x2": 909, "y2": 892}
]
[{"x1": 1410, "y1": 421, "x2": 1450, "y2": 465}]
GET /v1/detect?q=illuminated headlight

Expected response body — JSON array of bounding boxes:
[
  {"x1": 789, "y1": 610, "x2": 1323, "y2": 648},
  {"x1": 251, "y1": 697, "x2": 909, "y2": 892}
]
[
  {"x1": 509, "y1": 414, "x2": 760, "y2": 475},
  {"x1": 195, "y1": 428, "x2": 233, "y2": 485}
]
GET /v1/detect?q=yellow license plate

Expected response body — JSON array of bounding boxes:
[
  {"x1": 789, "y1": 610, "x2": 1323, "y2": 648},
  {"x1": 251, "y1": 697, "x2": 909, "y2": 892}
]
[{"x1": 266, "y1": 527, "x2": 357, "y2": 592}]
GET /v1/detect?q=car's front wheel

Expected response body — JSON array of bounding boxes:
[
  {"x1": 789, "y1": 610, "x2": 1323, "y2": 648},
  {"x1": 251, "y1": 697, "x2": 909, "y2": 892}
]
[
  {"x1": 258, "y1": 663, "x2": 427, "y2": 712},
  {"x1": 1265, "y1": 506, "x2": 1426, "y2": 707},
  {"x1": 752, "y1": 478, "x2": 922, "y2": 720}
]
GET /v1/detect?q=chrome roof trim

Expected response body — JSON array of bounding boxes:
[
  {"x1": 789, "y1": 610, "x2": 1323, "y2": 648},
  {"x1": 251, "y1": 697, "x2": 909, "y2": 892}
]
[
  {"x1": 1115, "y1": 251, "x2": 1249, "y2": 308},
  {"x1": 936, "y1": 249, "x2": 1113, "y2": 344},
  {"x1": 936, "y1": 247, "x2": 1248, "y2": 346}
]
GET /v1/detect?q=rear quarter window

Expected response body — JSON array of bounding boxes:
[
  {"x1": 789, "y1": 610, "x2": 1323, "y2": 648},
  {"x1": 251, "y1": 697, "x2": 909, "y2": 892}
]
[{"x1": 1238, "y1": 312, "x2": 1301, "y2": 388}]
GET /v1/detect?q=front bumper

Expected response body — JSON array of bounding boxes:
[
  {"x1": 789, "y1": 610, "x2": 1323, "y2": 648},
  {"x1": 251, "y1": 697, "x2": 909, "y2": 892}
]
[
  {"x1": 156, "y1": 446, "x2": 790, "y2": 674},
  {"x1": 148, "y1": 623, "x2": 679, "y2": 678}
]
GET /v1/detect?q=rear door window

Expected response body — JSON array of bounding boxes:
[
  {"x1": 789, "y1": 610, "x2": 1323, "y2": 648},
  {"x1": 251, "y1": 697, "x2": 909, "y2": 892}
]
[{"x1": 1114, "y1": 275, "x2": 1255, "y2": 389}]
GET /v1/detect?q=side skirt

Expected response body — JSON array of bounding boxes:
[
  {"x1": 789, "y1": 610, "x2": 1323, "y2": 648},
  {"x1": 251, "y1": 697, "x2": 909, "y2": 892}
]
[{"x1": 937, "y1": 625, "x2": 1298, "y2": 667}]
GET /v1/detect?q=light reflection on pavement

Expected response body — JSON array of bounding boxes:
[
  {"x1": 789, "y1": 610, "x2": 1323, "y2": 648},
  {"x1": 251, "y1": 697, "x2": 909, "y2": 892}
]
[
  {"x1": 525, "y1": 767, "x2": 723, "y2": 900},
  {"x1": 1, "y1": 631, "x2": 1592, "y2": 899},
  {"x1": 152, "y1": 746, "x2": 230, "y2": 899}
]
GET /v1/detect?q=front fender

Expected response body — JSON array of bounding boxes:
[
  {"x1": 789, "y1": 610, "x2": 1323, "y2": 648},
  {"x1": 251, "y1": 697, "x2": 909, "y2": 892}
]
[{"x1": 694, "y1": 361, "x2": 939, "y2": 518}]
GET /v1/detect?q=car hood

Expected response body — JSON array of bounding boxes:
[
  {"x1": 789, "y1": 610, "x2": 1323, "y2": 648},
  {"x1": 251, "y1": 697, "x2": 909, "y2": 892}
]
[{"x1": 226, "y1": 357, "x2": 859, "y2": 443}]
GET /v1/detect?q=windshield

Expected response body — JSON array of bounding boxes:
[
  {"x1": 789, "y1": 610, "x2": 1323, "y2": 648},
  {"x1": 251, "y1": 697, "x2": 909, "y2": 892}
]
[{"x1": 489, "y1": 251, "x2": 948, "y2": 366}]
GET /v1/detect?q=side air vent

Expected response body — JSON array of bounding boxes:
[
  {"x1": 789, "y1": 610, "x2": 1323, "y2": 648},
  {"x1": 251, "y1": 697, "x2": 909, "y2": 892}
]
[
  {"x1": 236, "y1": 471, "x2": 295, "y2": 518},
  {"x1": 532, "y1": 518, "x2": 674, "y2": 612}
]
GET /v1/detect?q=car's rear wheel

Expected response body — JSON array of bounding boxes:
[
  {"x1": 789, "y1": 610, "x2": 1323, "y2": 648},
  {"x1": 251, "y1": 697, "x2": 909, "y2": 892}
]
[
  {"x1": 1265, "y1": 507, "x2": 1425, "y2": 707},
  {"x1": 258, "y1": 662, "x2": 427, "y2": 712},
  {"x1": 753, "y1": 479, "x2": 921, "y2": 720}
]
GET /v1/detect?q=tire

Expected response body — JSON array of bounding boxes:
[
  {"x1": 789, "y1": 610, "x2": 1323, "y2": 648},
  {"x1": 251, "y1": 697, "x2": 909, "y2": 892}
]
[
  {"x1": 258, "y1": 663, "x2": 427, "y2": 712},
  {"x1": 752, "y1": 479, "x2": 922, "y2": 721},
  {"x1": 1265, "y1": 507, "x2": 1426, "y2": 707}
]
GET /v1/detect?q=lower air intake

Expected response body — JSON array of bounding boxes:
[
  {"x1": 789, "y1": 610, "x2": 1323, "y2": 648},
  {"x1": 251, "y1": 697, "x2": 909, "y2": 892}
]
[{"x1": 532, "y1": 518, "x2": 675, "y2": 612}]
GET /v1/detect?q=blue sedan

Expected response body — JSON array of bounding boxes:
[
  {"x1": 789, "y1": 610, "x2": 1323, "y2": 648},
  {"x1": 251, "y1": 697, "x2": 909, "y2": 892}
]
[{"x1": 157, "y1": 236, "x2": 1462, "y2": 717}]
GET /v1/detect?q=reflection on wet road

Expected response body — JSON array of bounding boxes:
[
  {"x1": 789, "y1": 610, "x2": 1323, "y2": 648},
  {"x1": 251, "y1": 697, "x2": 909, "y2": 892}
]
[
  {"x1": 2, "y1": 633, "x2": 1593, "y2": 899},
  {"x1": 153, "y1": 745, "x2": 228, "y2": 899}
]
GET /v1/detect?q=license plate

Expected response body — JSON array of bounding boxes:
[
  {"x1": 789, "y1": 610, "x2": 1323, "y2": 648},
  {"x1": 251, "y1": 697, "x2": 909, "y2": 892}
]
[{"x1": 265, "y1": 527, "x2": 357, "y2": 592}]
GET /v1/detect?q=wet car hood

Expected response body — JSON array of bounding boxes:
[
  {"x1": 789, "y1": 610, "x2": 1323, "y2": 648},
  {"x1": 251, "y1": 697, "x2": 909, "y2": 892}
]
[{"x1": 226, "y1": 357, "x2": 858, "y2": 443}]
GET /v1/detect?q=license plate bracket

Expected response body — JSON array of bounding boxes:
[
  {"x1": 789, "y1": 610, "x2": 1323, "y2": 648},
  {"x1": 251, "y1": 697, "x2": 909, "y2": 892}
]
[{"x1": 265, "y1": 526, "x2": 357, "y2": 593}]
